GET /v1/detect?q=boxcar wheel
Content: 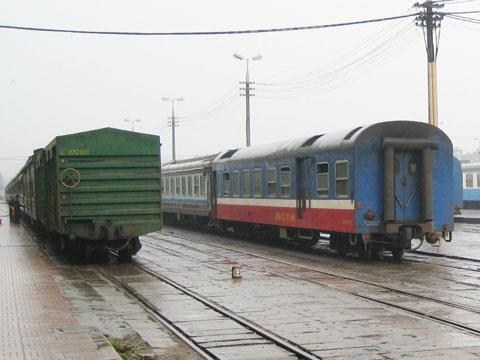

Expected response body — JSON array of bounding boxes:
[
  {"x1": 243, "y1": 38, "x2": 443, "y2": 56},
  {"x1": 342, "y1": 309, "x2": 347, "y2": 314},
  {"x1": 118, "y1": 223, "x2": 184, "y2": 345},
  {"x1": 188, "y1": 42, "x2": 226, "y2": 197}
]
[
  {"x1": 118, "y1": 248, "x2": 132, "y2": 262},
  {"x1": 392, "y1": 248, "x2": 404, "y2": 260}
]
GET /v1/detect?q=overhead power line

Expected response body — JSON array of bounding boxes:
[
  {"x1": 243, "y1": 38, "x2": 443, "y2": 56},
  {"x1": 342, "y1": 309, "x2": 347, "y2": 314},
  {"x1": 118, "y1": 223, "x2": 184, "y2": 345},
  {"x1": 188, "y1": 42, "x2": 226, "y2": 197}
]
[
  {"x1": 445, "y1": 13, "x2": 480, "y2": 23},
  {"x1": 253, "y1": 19, "x2": 415, "y2": 100},
  {"x1": 433, "y1": 0, "x2": 480, "y2": 4},
  {"x1": 0, "y1": 14, "x2": 419, "y2": 36},
  {"x1": 441, "y1": 9, "x2": 480, "y2": 14},
  {"x1": 182, "y1": 87, "x2": 237, "y2": 121}
]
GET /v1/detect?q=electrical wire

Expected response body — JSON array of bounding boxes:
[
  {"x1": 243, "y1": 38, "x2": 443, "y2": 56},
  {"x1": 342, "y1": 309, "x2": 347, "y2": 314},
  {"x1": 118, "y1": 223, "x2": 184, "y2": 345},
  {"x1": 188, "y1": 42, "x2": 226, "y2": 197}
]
[
  {"x1": 441, "y1": 9, "x2": 480, "y2": 14},
  {"x1": 181, "y1": 87, "x2": 237, "y2": 120},
  {"x1": 0, "y1": 14, "x2": 419, "y2": 36},
  {"x1": 256, "y1": 30, "x2": 415, "y2": 100},
  {"x1": 181, "y1": 94, "x2": 241, "y2": 126},
  {"x1": 444, "y1": 16, "x2": 480, "y2": 30},
  {"x1": 445, "y1": 13, "x2": 480, "y2": 23},
  {"x1": 254, "y1": 22, "x2": 415, "y2": 99},
  {"x1": 256, "y1": 20, "x2": 410, "y2": 91},
  {"x1": 256, "y1": 18, "x2": 412, "y2": 87},
  {"x1": 433, "y1": 0, "x2": 480, "y2": 4}
]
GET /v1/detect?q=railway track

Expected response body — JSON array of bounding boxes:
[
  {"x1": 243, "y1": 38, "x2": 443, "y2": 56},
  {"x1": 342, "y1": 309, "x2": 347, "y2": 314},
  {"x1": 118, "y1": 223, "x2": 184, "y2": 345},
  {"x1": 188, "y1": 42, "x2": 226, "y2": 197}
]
[
  {"x1": 141, "y1": 230, "x2": 480, "y2": 338},
  {"x1": 98, "y1": 259, "x2": 322, "y2": 360},
  {"x1": 409, "y1": 249, "x2": 480, "y2": 264},
  {"x1": 163, "y1": 221, "x2": 480, "y2": 268},
  {"x1": 404, "y1": 251, "x2": 480, "y2": 274},
  {"x1": 162, "y1": 222, "x2": 480, "y2": 273}
]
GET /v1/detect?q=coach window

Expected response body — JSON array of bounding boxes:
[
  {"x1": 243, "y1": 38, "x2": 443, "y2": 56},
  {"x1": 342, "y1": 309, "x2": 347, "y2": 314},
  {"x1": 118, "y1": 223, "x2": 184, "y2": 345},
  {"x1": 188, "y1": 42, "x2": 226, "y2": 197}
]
[
  {"x1": 267, "y1": 168, "x2": 276, "y2": 197},
  {"x1": 175, "y1": 177, "x2": 180, "y2": 196},
  {"x1": 335, "y1": 161, "x2": 349, "y2": 197},
  {"x1": 223, "y1": 172, "x2": 230, "y2": 196},
  {"x1": 171, "y1": 178, "x2": 175, "y2": 196},
  {"x1": 165, "y1": 178, "x2": 170, "y2": 196},
  {"x1": 280, "y1": 167, "x2": 290, "y2": 197},
  {"x1": 242, "y1": 169, "x2": 250, "y2": 197},
  {"x1": 218, "y1": 173, "x2": 222, "y2": 196},
  {"x1": 162, "y1": 179, "x2": 165, "y2": 195},
  {"x1": 194, "y1": 175, "x2": 200, "y2": 197},
  {"x1": 477, "y1": 173, "x2": 480, "y2": 189},
  {"x1": 253, "y1": 168, "x2": 262, "y2": 197},
  {"x1": 316, "y1": 162, "x2": 329, "y2": 197},
  {"x1": 181, "y1": 176, "x2": 187, "y2": 196},
  {"x1": 200, "y1": 174, "x2": 205, "y2": 196},
  {"x1": 466, "y1": 174, "x2": 474, "y2": 188},
  {"x1": 187, "y1": 176, "x2": 193, "y2": 197},
  {"x1": 233, "y1": 171, "x2": 240, "y2": 197}
]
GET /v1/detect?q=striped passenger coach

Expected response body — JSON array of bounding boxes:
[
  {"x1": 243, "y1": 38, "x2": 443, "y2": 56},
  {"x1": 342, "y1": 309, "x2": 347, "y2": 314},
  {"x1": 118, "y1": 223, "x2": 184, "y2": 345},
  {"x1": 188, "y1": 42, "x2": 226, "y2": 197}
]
[{"x1": 162, "y1": 121, "x2": 455, "y2": 260}]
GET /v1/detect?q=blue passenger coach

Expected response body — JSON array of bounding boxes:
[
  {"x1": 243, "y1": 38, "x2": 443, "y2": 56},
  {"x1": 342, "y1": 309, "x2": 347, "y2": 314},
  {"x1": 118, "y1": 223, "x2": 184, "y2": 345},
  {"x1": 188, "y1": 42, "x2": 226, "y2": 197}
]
[
  {"x1": 462, "y1": 162, "x2": 480, "y2": 209},
  {"x1": 162, "y1": 121, "x2": 454, "y2": 259},
  {"x1": 162, "y1": 154, "x2": 217, "y2": 219}
]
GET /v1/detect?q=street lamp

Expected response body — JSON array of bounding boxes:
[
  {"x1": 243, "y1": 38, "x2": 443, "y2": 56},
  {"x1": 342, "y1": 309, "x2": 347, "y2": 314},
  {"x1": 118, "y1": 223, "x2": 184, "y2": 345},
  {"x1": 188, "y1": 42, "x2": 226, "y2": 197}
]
[
  {"x1": 162, "y1": 97, "x2": 183, "y2": 162},
  {"x1": 124, "y1": 118, "x2": 141, "y2": 132},
  {"x1": 474, "y1": 137, "x2": 480, "y2": 162},
  {"x1": 233, "y1": 53, "x2": 262, "y2": 147}
]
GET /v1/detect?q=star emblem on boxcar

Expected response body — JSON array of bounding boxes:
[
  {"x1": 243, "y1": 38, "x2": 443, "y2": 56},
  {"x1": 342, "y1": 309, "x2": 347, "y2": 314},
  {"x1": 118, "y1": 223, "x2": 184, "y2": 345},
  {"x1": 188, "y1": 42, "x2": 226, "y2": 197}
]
[{"x1": 60, "y1": 168, "x2": 81, "y2": 188}]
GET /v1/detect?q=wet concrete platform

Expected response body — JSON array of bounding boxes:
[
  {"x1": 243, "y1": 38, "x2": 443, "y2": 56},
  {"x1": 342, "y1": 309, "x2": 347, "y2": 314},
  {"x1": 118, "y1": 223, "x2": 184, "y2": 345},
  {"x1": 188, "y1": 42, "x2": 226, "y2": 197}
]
[
  {"x1": 0, "y1": 207, "x2": 119, "y2": 360},
  {"x1": 414, "y1": 222, "x2": 480, "y2": 261},
  {"x1": 455, "y1": 209, "x2": 480, "y2": 224},
  {"x1": 140, "y1": 226, "x2": 480, "y2": 359}
]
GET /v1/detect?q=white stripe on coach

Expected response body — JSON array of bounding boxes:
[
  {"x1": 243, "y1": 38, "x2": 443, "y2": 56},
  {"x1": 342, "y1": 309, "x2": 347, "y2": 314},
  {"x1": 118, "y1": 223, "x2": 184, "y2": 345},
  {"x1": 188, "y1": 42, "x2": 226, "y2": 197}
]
[{"x1": 217, "y1": 197, "x2": 355, "y2": 210}]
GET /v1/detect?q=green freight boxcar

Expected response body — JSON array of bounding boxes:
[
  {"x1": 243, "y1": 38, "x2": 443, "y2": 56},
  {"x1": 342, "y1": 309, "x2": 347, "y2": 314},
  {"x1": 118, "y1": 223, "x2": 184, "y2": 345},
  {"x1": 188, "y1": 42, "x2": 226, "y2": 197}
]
[{"x1": 6, "y1": 128, "x2": 162, "y2": 258}]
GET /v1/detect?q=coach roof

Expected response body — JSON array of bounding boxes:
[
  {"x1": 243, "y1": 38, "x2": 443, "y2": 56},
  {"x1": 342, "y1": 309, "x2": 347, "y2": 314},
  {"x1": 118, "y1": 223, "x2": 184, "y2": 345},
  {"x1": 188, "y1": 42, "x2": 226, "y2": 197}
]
[
  {"x1": 213, "y1": 124, "x2": 363, "y2": 164},
  {"x1": 162, "y1": 153, "x2": 219, "y2": 173},
  {"x1": 213, "y1": 121, "x2": 450, "y2": 164}
]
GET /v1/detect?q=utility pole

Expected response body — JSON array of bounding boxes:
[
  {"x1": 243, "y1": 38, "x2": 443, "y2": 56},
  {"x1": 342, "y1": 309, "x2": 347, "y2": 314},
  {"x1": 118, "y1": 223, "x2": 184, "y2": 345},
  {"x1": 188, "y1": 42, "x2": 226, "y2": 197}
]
[
  {"x1": 415, "y1": 1, "x2": 444, "y2": 127},
  {"x1": 162, "y1": 97, "x2": 183, "y2": 162},
  {"x1": 234, "y1": 53, "x2": 262, "y2": 147},
  {"x1": 124, "y1": 118, "x2": 141, "y2": 132}
]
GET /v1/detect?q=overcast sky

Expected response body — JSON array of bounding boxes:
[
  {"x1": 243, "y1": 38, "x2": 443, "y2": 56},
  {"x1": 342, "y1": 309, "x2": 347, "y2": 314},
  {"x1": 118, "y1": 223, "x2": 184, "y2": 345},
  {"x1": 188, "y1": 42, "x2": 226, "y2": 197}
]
[{"x1": 0, "y1": 0, "x2": 479, "y2": 180}]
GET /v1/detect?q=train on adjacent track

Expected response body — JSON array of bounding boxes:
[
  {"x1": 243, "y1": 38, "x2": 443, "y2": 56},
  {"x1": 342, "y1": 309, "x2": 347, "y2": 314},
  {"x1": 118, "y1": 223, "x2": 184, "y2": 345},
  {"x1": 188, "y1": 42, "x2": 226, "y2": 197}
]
[
  {"x1": 162, "y1": 121, "x2": 455, "y2": 260},
  {"x1": 5, "y1": 128, "x2": 162, "y2": 259},
  {"x1": 461, "y1": 162, "x2": 480, "y2": 209}
]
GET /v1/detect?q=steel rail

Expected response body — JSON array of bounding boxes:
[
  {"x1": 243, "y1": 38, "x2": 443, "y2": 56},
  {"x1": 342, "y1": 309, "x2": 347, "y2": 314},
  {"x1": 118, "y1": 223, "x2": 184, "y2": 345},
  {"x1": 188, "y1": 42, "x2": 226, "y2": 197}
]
[
  {"x1": 142, "y1": 233, "x2": 480, "y2": 314},
  {"x1": 411, "y1": 249, "x2": 480, "y2": 263},
  {"x1": 133, "y1": 261, "x2": 323, "y2": 360},
  {"x1": 96, "y1": 266, "x2": 217, "y2": 360},
  {"x1": 142, "y1": 232, "x2": 480, "y2": 336}
]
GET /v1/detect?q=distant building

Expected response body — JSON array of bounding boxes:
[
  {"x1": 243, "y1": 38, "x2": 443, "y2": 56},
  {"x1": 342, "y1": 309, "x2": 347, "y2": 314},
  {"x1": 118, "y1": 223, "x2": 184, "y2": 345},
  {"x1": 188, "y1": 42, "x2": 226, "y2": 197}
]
[{"x1": 454, "y1": 147, "x2": 480, "y2": 164}]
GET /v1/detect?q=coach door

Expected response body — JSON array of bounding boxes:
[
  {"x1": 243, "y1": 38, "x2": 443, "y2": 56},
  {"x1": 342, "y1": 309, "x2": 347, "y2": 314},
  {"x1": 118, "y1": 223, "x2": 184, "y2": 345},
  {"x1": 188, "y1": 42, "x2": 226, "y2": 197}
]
[
  {"x1": 394, "y1": 150, "x2": 421, "y2": 221},
  {"x1": 296, "y1": 158, "x2": 311, "y2": 219},
  {"x1": 211, "y1": 171, "x2": 217, "y2": 219}
]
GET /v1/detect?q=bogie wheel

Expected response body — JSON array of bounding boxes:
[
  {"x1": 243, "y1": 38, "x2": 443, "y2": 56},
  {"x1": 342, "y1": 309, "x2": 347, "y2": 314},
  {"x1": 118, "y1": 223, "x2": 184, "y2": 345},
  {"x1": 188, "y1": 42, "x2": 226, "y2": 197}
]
[
  {"x1": 334, "y1": 237, "x2": 349, "y2": 256},
  {"x1": 337, "y1": 246, "x2": 347, "y2": 256},
  {"x1": 392, "y1": 248, "x2": 404, "y2": 260},
  {"x1": 299, "y1": 239, "x2": 319, "y2": 247},
  {"x1": 356, "y1": 237, "x2": 369, "y2": 259},
  {"x1": 369, "y1": 246, "x2": 382, "y2": 259}
]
